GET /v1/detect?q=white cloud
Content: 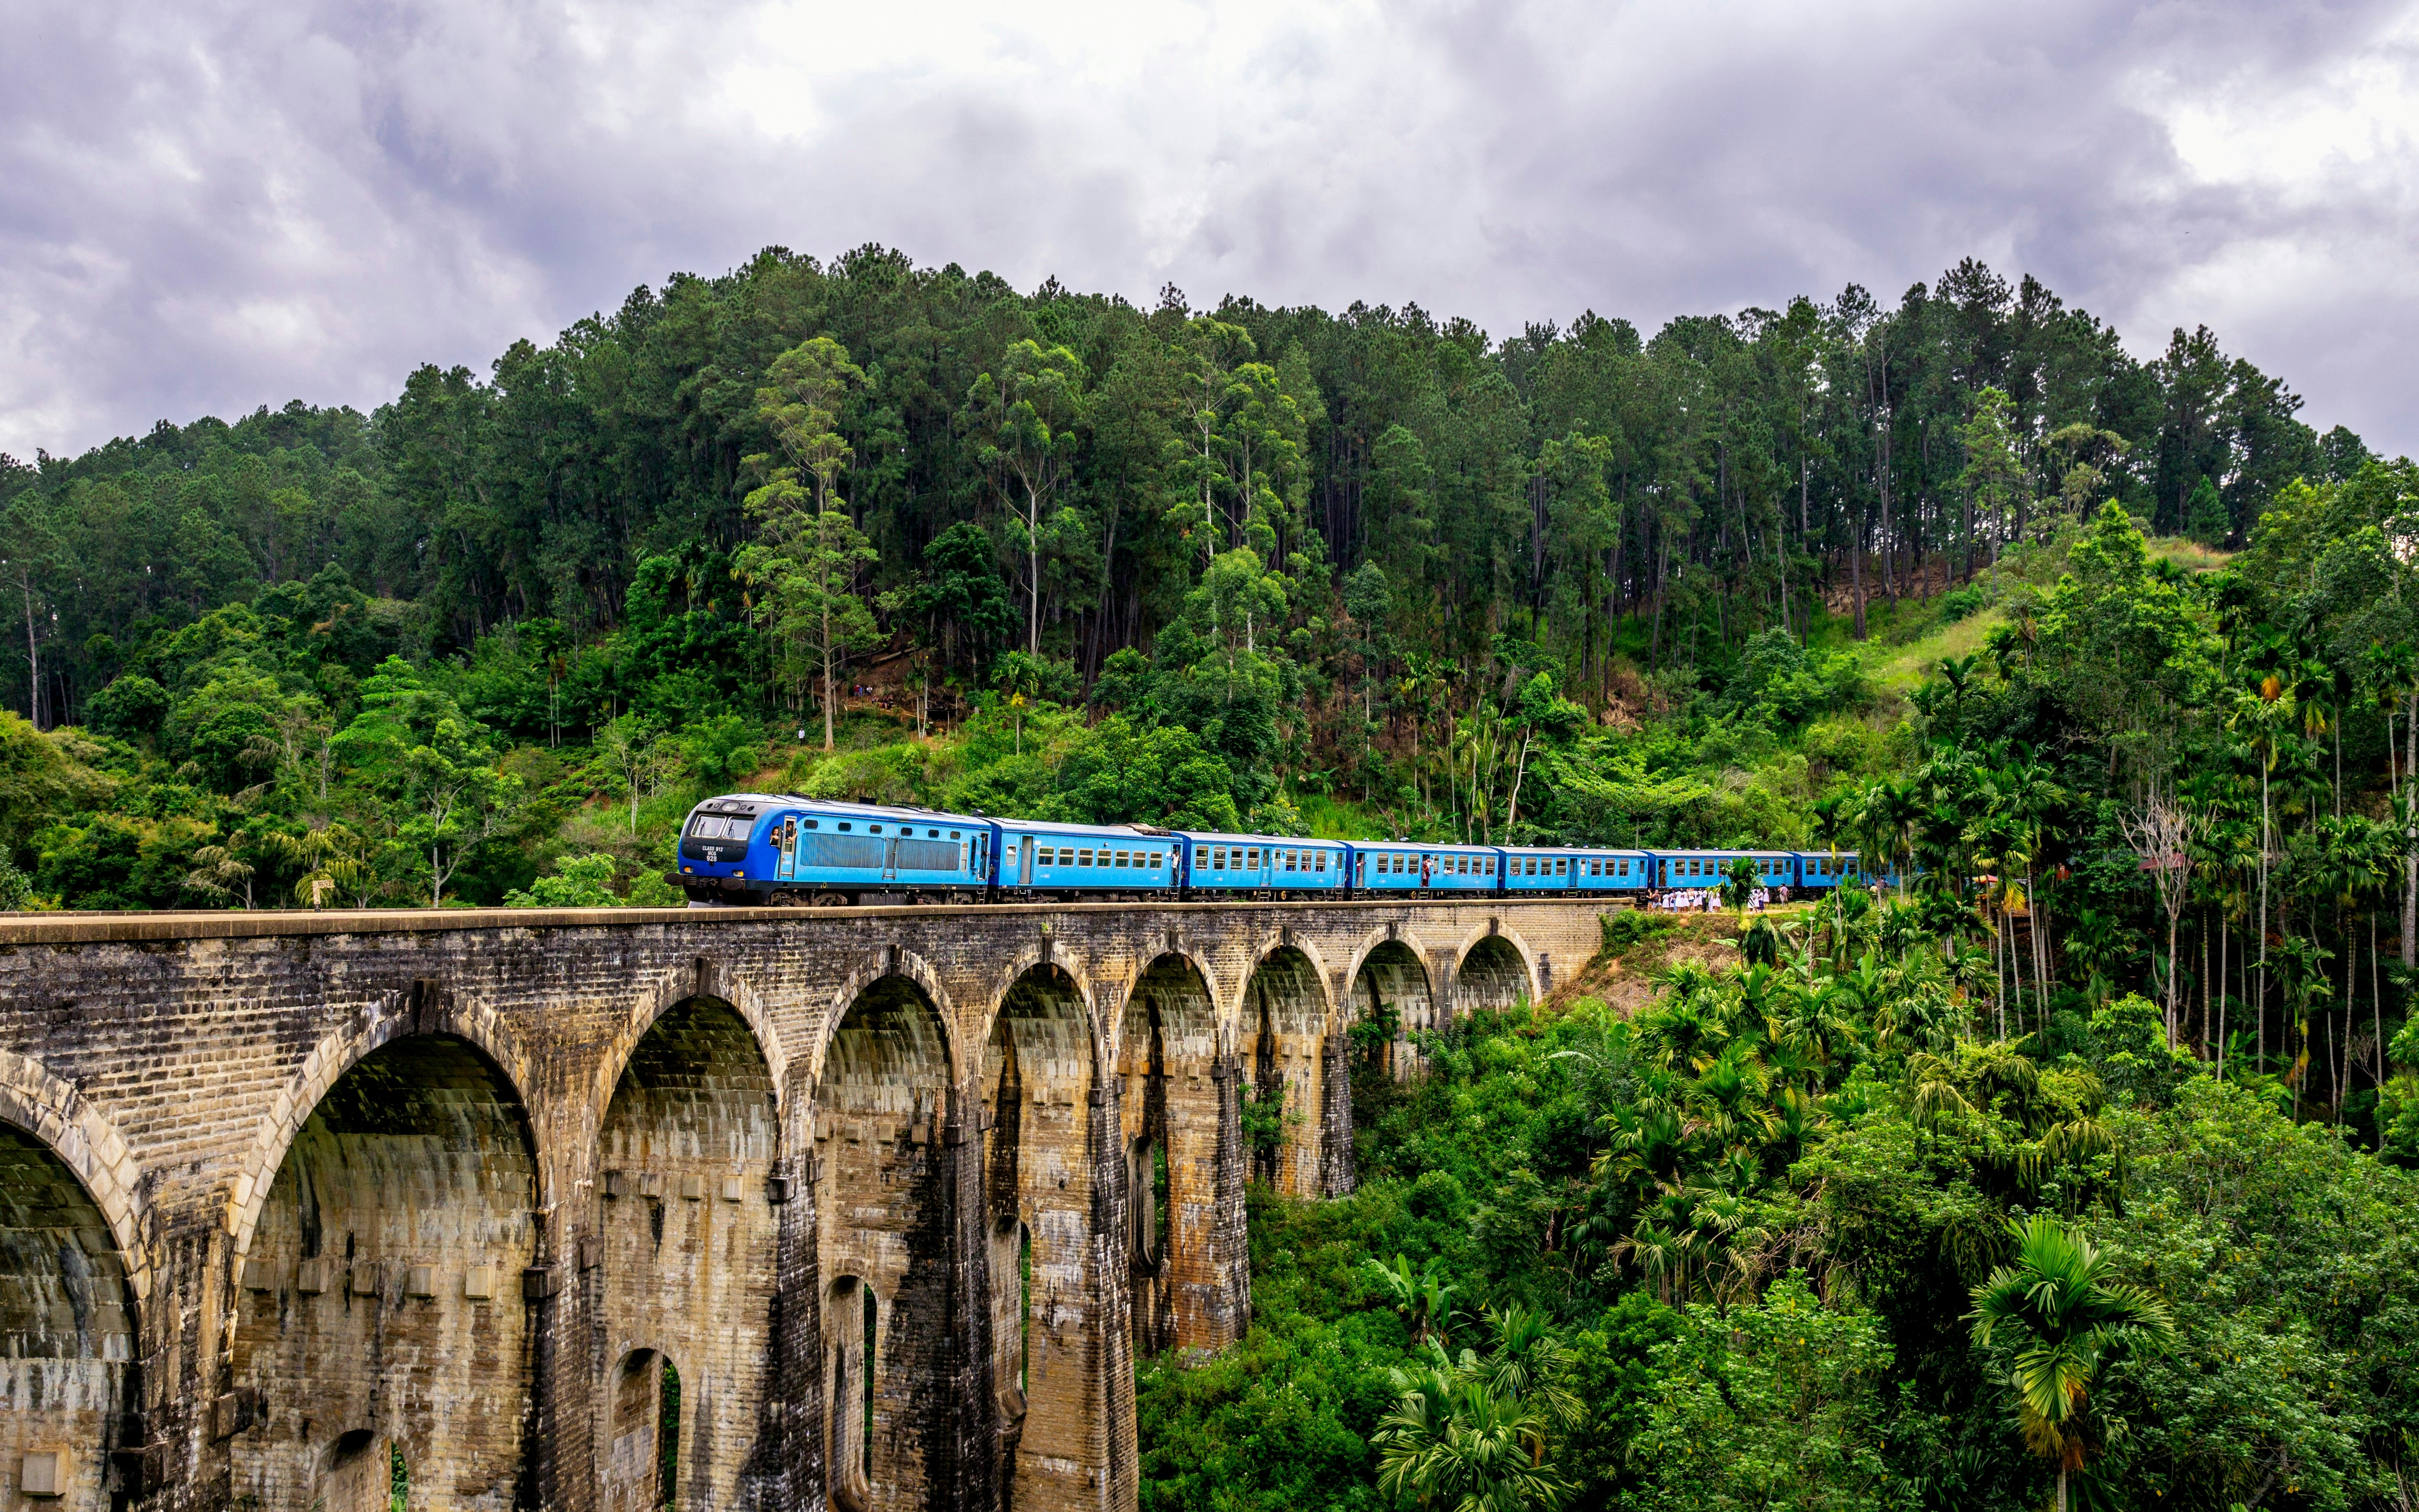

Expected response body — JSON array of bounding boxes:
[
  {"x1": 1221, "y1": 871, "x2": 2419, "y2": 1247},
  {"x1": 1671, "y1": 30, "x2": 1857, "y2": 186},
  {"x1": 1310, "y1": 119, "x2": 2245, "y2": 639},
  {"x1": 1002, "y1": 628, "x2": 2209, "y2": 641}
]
[{"x1": 3, "y1": 0, "x2": 2415, "y2": 459}]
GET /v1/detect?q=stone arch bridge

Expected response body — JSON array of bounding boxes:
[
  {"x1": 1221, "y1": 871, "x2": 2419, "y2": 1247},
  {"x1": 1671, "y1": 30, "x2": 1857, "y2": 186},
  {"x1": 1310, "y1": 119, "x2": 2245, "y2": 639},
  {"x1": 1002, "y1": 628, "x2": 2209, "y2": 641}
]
[{"x1": 0, "y1": 897, "x2": 1608, "y2": 1512}]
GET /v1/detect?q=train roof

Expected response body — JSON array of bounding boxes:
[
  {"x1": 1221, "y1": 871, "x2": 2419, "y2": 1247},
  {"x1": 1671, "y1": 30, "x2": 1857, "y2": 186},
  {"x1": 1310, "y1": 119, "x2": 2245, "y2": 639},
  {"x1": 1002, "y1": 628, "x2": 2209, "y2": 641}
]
[
  {"x1": 1349, "y1": 838, "x2": 1503, "y2": 851},
  {"x1": 690, "y1": 794, "x2": 992, "y2": 828},
  {"x1": 1500, "y1": 844, "x2": 1652, "y2": 854},
  {"x1": 1178, "y1": 830, "x2": 1346, "y2": 847},
  {"x1": 1648, "y1": 847, "x2": 1799, "y2": 856},
  {"x1": 994, "y1": 819, "x2": 1175, "y2": 841}
]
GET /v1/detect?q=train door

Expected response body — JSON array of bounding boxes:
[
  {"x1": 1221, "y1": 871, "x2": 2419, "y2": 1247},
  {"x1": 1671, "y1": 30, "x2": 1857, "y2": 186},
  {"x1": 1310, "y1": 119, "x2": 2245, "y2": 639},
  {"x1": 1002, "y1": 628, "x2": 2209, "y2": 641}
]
[
  {"x1": 1018, "y1": 837, "x2": 1034, "y2": 887},
  {"x1": 882, "y1": 837, "x2": 899, "y2": 882},
  {"x1": 777, "y1": 816, "x2": 799, "y2": 882}
]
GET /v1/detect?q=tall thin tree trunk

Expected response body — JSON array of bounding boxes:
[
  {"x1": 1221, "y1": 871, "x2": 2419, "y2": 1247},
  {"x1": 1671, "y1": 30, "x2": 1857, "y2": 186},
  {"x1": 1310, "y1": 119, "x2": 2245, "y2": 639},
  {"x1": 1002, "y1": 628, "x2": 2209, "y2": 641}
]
[
  {"x1": 823, "y1": 598, "x2": 837, "y2": 751},
  {"x1": 2376, "y1": 913, "x2": 2387, "y2": 1098},
  {"x1": 2167, "y1": 902, "x2": 2181, "y2": 1050},
  {"x1": 2259, "y1": 764, "x2": 2272, "y2": 1067},
  {"x1": 18, "y1": 570, "x2": 39, "y2": 730},
  {"x1": 1027, "y1": 484, "x2": 1042, "y2": 657},
  {"x1": 2406, "y1": 693, "x2": 2417, "y2": 966}
]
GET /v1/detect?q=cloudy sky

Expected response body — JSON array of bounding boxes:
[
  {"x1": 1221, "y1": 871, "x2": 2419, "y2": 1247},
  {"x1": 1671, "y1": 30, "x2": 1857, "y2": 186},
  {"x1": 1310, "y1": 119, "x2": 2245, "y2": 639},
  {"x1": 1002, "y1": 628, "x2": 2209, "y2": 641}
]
[{"x1": 4, "y1": 0, "x2": 2416, "y2": 461}]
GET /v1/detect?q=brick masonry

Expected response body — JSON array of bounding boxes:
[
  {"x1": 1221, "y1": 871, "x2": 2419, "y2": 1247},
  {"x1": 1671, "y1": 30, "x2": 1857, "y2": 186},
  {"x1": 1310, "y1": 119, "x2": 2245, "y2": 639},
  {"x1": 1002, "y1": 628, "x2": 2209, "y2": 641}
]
[{"x1": 0, "y1": 898, "x2": 1608, "y2": 1512}]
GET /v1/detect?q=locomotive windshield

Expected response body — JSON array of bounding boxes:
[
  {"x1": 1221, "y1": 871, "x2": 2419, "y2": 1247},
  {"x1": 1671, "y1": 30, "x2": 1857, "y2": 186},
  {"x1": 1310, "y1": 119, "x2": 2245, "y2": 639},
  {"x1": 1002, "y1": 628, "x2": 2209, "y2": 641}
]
[{"x1": 687, "y1": 814, "x2": 754, "y2": 842}]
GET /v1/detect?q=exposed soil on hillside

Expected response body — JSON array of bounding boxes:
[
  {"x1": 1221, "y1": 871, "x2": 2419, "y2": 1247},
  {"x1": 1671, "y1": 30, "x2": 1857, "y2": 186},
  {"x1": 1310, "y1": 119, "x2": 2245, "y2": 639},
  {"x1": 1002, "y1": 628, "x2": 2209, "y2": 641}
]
[{"x1": 1543, "y1": 904, "x2": 1820, "y2": 1018}]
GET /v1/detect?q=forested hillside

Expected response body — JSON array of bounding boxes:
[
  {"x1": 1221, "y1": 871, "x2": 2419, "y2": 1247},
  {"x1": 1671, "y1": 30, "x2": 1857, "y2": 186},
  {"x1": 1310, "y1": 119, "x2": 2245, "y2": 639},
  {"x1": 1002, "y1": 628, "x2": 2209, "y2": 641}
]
[{"x1": 4, "y1": 243, "x2": 2419, "y2": 1504}]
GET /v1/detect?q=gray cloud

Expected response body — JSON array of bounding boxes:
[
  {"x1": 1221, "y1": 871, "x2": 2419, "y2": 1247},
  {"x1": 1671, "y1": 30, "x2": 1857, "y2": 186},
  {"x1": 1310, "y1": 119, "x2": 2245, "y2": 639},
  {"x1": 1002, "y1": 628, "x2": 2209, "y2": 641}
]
[{"x1": 4, "y1": 0, "x2": 2414, "y2": 459}]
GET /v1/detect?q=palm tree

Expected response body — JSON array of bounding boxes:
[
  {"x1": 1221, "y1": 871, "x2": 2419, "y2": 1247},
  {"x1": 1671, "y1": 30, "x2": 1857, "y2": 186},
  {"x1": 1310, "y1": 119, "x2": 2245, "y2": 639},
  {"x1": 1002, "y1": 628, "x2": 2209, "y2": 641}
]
[
  {"x1": 1939, "y1": 652, "x2": 1980, "y2": 716},
  {"x1": 1719, "y1": 855, "x2": 1760, "y2": 915},
  {"x1": 2228, "y1": 685, "x2": 2298, "y2": 1067},
  {"x1": 1967, "y1": 1214, "x2": 2175, "y2": 1512},
  {"x1": 1375, "y1": 1348, "x2": 1574, "y2": 1512}
]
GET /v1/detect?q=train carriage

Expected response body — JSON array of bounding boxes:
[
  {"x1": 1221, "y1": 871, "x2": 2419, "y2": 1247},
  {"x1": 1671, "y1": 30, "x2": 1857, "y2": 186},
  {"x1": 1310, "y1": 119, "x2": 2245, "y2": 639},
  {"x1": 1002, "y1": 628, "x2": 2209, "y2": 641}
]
[
  {"x1": 1348, "y1": 842, "x2": 1500, "y2": 894},
  {"x1": 1499, "y1": 846, "x2": 1642, "y2": 896},
  {"x1": 1179, "y1": 833, "x2": 1348, "y2": 896},
  {"x1": 998, "y1": 822, "x2": 1181, "y2": 898},
  {"x1": 1792, "y1": 851, "x2": 1872, "y2": 891},
  {"x1": 1566, "y1": 850, "x2": 1653, "y2": 894}
]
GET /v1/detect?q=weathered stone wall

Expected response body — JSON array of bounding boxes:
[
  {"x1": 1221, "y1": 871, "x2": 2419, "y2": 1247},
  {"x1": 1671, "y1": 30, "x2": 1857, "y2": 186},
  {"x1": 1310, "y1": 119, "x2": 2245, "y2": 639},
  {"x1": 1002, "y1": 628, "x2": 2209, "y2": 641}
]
[
  {"x1": 230, "y1": 1033, "x2": 537, "y2": 1512},
  {"x1": 0, "y1": 1123, "x2": 134, "y2": 1511},
  {"x1": 0, "y1": 897, "x2": 1607, "y2": 1512}
]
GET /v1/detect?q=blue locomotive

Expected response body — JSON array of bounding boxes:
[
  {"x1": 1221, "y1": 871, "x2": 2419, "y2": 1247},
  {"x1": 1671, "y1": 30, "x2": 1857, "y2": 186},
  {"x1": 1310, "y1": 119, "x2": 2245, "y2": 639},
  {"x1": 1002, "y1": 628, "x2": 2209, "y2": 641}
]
[{"x1": 669, "y1": 793, "x2": 1881, "y2": 905}]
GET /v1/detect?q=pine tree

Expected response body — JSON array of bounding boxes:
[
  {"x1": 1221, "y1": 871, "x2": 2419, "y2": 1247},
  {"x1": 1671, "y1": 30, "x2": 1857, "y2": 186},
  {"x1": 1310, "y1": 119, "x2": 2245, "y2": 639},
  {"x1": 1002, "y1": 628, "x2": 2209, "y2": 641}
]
[{"x1": 2184, "y1": 474, "x2": 2229, "y2": 548}]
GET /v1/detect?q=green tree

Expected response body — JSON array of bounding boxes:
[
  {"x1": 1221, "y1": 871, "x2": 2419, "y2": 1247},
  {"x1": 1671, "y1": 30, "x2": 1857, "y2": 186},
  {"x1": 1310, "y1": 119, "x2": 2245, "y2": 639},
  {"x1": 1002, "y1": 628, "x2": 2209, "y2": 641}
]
[
  {"x1": 1959, "y1": 385, "x2": 2025, "y2": 558},
  {"x1": 972, "y1": 340, "x2": 1089, "y2": 657},
  {"x1": 332, "y1": 658, "x2": 523, "y2": 907},
  {"x1": 737, "y1": 338, "x2": 881, "y2": 749},
  {"x1": 504, "y1": 852, "x2": 622, "y2": 907},
  {"x1": 1966, "y1": 1214, "x2": 2175, "y2": 1512},
  {"x1": 2183, "y1": 473, "x2": 2228, "y2": 547},
  {"x1": 1627, "y1": 1273, "x2": 1912, "y2": 1512}
]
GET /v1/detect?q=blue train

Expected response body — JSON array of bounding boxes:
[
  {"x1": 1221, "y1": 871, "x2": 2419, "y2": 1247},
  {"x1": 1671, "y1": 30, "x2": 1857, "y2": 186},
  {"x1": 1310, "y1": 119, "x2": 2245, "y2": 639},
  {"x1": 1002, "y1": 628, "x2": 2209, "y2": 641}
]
[{"x1": 670, "y1": 793, "x2": 1883, "y2": 906}]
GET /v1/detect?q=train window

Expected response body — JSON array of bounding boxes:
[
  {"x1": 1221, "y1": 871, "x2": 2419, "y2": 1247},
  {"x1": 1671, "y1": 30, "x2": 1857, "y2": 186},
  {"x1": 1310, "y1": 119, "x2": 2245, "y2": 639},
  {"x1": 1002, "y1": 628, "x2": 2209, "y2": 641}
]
[
  {"x1": 804, "y1": 820, "x2": 819, "y2": 830},
  {"x1": 1248, "y1": 849, "x2": 1260, "y2": 867},
  {"x1": 1115, "y1": 850, "x2": 1129, "y2": 867},
  {"x1": 1284, "y1": 851, "x2": 1295, "y2": 871},
  {"x1": 1316, "y1": 853, "x2": 1327, "y2": 871},
  {"x1": 950, "y1": 831, "x2": 960, "y2": 839},
  {"x1": 1557, "y1": 859, "x2": 1567, "y2": 874},
  {"x1": 1078, "y1": 849, "x2": 1093, "y2": 866},
  {"x1": 869, "y1": 824, "x2": 882, "y2": 833},
  {"x1": 838, "y1": 822, "x2": 852, "y2": 832},
  {"x1": 1151, "y1": 853, "x2": 1163, "y2": 869}
]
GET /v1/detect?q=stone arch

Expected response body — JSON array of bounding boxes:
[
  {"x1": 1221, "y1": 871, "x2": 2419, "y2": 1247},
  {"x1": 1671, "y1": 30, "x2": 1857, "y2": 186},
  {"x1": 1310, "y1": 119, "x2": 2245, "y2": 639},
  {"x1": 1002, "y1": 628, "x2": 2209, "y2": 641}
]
[
  {"x1": 1106, "y1": 948, "x2": 1225, "y2": 1066},
  {"x1": 592, "y1": 959, "x2": 789, "y2": 1134},
  {"x1": 980, "y1": 962, "x2": 1098, "y2": 1509},
  {"x1": 230, "y1": 1031, "x2": 542, "y2": 1512},
  {"x1": 1453, "y1": 928, "x2": 1540, "y2": 1017},
  {"x1": 1348, "y1": 936, "x2": 1436, "y2": 1072},
  {"x1": 814, "y1": 974, "x2": 955, "y2": 1510},
  {"x1": 312, "y1": 1430, "x2": 390, "y2": 1512},
  {"x1": 226, "y1": 991, "x2": 541, "y2": 1262},
  {"x1": 0, "y1": 1105, "x2": 141, "y2": 1512},
  {"x1": 974, "y1": 946, "x2": 1108, "y2": 1085},
  {"x1": 595, "y1": 996, "x2": 780, "y2": 1512},
  {"x1": 813, "y1": 949, "x2": 960, "y2": 1085},
  {"x1": 0, "y1": 1047, "x2": 147, "y2": 1300},
  {"x1": 1340, "y1": 925, "x2": 1439, "y2": 1032},
  {"x1": 1116, "y1": 953, "x2": 1241, "y2": 1354},
  {"x1": 1237, "y1": 944, "x2": 1333, "y2": 1197},
  {"x1": 600, "y1": 1348, "x2": 679, "y2": 1512}
]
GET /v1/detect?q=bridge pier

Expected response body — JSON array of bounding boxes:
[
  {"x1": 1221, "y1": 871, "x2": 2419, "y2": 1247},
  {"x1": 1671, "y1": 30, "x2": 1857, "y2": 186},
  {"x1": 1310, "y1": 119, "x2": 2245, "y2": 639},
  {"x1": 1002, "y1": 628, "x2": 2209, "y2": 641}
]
[{"x1": 0, "y1": 897, "x2": 1606, "y2": 1512}]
